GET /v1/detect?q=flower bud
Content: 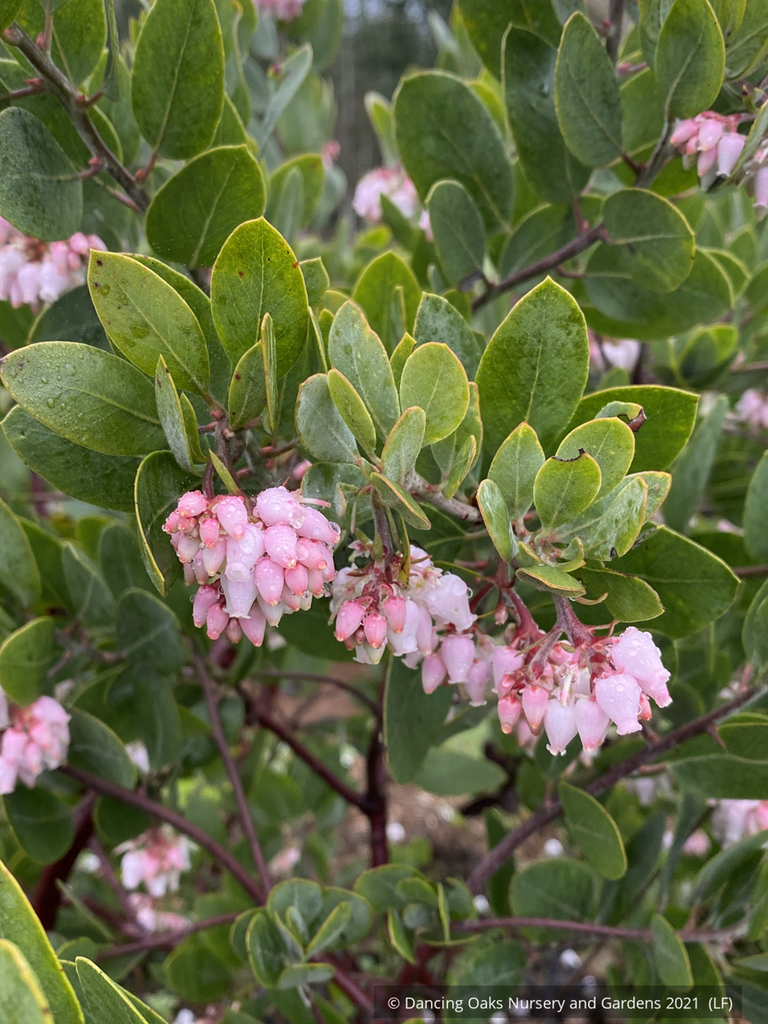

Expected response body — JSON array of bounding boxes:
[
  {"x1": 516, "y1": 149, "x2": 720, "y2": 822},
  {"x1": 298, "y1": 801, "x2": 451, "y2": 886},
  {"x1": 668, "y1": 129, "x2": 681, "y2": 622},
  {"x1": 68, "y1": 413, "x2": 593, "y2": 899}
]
[
  {"x1": 297, "y1": 507, "x2": 340, "y2": 545},
  {"x1": 716, "y1": 132, "x2": 745, "y2": 176},
  {"x1": 421, "y1": 653, "x2": 446, "y2": 694},
  {"x1": 215, "y1": 495, "x2": 248, "y2": 538},
  {"x1": 306, "y1": 568, "x2": 325, "y2": 596},
  {"x1": 670, "y1": 118, "x2": 698, "y2": 146},
  {"x1": 199, "y1": 516, "x2": 220, "y2": 549},
  {"x1": 497, "y1": 694, "x2": 522, "y2": 734},
  {"x1": 176, "y1": 534, "x2": 200, "y2": 564},
  {"x1": 202, "y1": 539, "x2": 226, "y2": 576},
  {"x1": 698, "y1": 118, "x2": 723, "y2": 151},
  {"x1": 756, "y1": 166, "x2": 768, "y2": 209},
  {"x1": 610, "y1": 627, "x2": 672, "y2": 708},
  {"x1": 254, "y1": 558, "x2": 285, "y2": 606},
  {"x1": 574, "y1": 698, "x2": 610, "y2": 753},
  {"x1": 544, "y1": 700, "x2": 578, "y2": 756},
  {"x1": 465, "y1": 660, "x2": 490, "y2": 706},
  {"x1": 221, "y1": 574, "x2": 258, "y2": 618},
  {"x1": 226, "y1": 617, "x2": 243, "y2": 644},
  {"x1": 383, "y1": 595, "x2": 407, "y2": 633},
  {"x1": 335, "y1": 600, "x2": 366, "y2": 641},
  {"x1": 364, "y1": 612, "x2": 388, "y2": 649},
  {"x1": 426, "y1": 574, "x2": 475, "y2": 632},
  {"x1": 264, "y1": 524, "x2": 299, "y2": 568},
  {"x1": 296, "y1": 538, "x2": 328, "y2": 570},
  {"x1": 193, "y1": 585, "x2": 220, "y2": 628},
  {"x1": 256, "y1": 485, "x2": 305, "y2": 528},
  {"x1": 241, "y1": 603, "x2": 267, "y2": 646},
  {"x1": 440, "y1": 634, "x2": 475, "y2": 684},
  {"x1": 697, "y1": 145, "x2": 717, "y2": 177},
  {"x1": 178, "y1": 490, "x2": 208, "y2": 518},
  {"x1": 284, "y1": 563, "x2": 309, "y2": 596},
  {"x1": 594, "y1": 673, "x2": 642, "y2": 735},
  {"x1": 492, "y1": 646, "x2": 524, "y2": 688},
  {"x1": 206, "y1": 602, "x2": 229, "y2": 640},
  {"x1": 521, "y1": 684, "x2": 549, "y2": 734}
]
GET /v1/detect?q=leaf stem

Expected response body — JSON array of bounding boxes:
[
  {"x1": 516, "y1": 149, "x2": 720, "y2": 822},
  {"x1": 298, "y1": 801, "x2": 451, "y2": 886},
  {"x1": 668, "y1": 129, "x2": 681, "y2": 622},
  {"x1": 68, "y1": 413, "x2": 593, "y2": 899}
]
[{"x1": 97, "y1": 912, "x2": 241, "y2": 960}]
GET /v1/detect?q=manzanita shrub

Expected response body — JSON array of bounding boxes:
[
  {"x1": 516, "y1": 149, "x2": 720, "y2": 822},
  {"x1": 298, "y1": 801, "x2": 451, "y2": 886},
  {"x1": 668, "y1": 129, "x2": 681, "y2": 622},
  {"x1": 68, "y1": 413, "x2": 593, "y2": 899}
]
[{"x1": 1, "y1": 0, "x2": 768, "y2": 1020}]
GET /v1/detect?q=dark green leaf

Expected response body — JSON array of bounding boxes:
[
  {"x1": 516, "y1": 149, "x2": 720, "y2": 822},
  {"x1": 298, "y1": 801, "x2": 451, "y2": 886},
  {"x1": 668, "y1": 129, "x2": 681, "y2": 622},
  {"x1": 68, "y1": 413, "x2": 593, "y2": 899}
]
[
  {"x1": 664, "y1": 394, "x2": 728, "y2": 533},
  {"x1": 651, "y1": 914, "x2": 693, "y2": 988},
  {"x1": 745, "y1": 450, "x2": 768, "y2": 561},
  {"x1": 0, "y1": 617, "x2": 55, "y2": 705},
  {"x1": 412, "y1": 747, "x2": 506, "y2": 796},
  {"x1": 0, "y1": 496, "x2": 41, "y2": 606},
  {"x1": 458, "y1": 0, "x2": 561, "y2": 76},
  {"x1": 509, "y1": 859, "x2": 595, "y2": 938},
  {"x1": 413, "y1": 293, "x2": 481, "y2": 380},
  {"x1": 477, "y1": 479, "x2": 514, "y2": 561},
  {"x1": 296, "y1": 373, "x2": 358, "y2": 464},
  {"x1": 0, "y1": 940, "x2": 51, "y2": 1024},
  {"x1": 116, "y1": 588, "x2": 184, "y2": 673},
  {"x1": 228, "y1": 342, "x2": 266, "y2": 430},
  {"x1": 3, "y1": 786, "x2": 74, "y2": 864},
  {"x1": 164, "y1": 935, "x2": 230, "y2": 1001},
  {"x1": 62, "y1": 543, "x2": 114, "y2": 626},
  {"x1": 655, "y1": 0, "x2": 725, "y2": 118},
  {"x1": 426, "y1": 180, "x2": 486, "y2": 290},
  {"x1": 155, "y1": 357, "x2": 207, "y2": 474},
  {"x1": 383, "y1": 658, "x2": 453, "y2": 784},
  {"x1": 68, "y1": 709, "x2": 136, "y2": 788},
  {"x1": 577, "y1": 566, "x2": 664, "y2": 621},
  {"x1": 351, "y1": 252, "x2": 420, "y2": 354},
  {"x1": 134, "y1": 450, "x2": 197, "y2": 596},
  {"x1": 603, "y1": 188, "x2": 695, "y2": 293},
  {"x1": 744, "y1": 579, "x2": 768, "y2": 672},
  {"x1": 559, "y1": 781, "x2": 627, "y2": 880}
]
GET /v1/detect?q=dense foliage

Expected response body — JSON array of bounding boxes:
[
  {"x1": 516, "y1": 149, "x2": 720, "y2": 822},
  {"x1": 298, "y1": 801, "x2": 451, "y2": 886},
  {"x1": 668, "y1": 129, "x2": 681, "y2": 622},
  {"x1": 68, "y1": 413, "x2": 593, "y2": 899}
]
[{"x1": 1, "y1": 0, "x2": 768, "y2": 1021}]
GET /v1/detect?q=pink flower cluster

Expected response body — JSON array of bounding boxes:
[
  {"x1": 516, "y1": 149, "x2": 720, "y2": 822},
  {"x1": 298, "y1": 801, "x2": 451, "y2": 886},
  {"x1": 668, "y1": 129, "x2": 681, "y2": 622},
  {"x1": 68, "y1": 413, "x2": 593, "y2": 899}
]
[
  {"x1": 352, "y1": 165, "x2": 419, "y2": 224},
  {"x1": 735, "y1": 389, "x2": 768, "y2": 432},
  {"x1": 128, "y1": 893, "x2": 190, "y2": 934},
  {"x1": 164, "y1": 487, "x2": 339, "y2": 646},
  {"x1": 491, "y1": 626, "x2": 672, "y2": 756},
  {"x1": 670, "y1": 113, "x2": 746, "y2": 189},
  {"x1": 254, "y1": 0, "x2": 307, "y2": 21},
  {"x1": 0, "y1": 691, "x2": 70, "y2": 795},
  {"x1": 0, "y1": 218, "x2": 106, "y2": 311},
  {"x1": 712, "y1": 800, "x2": 768, "y2": 847},
  {"x1": 118, "y1": 825, "x2": 194, "y2": 897}
]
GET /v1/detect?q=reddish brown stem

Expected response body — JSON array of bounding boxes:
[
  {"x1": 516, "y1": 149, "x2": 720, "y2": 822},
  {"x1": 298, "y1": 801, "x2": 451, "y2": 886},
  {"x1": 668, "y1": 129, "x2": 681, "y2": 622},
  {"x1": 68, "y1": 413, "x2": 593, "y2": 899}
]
[
  {"x1": 97, "y1": 912, "x2": 241, "y2": 960},
  {"x1": 33, "y1": 797, "x2": 94, "y2": 930},
  {"x1": 455, "y1": 916, "x2": 736, "y2": 942}
]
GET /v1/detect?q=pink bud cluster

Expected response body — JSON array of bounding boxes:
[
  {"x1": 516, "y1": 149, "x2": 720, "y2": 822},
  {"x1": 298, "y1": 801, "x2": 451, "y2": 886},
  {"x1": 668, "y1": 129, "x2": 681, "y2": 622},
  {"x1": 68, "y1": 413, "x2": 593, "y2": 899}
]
[
  {"x1": 735, "y1": 388, "x2": 768, "y2": 432},
  {"x1": 0, "y1": 690, "x2": 70, "y2": 795},
  {"x1": 0, "y1": 218, "x2": 106, "y2": 311},
  {"x1": 491, "y1": 626, "x2": 672, "y2": 756},
  {"x1": 128, "y1": 893, "x2": 190, "y2": 934},
  {"x1": 118, "y1": 825, "x2": 194, "y2": 897},
  {"x1": 670, "y1": 113, "x2": 746, "y2": 189},
  {"x1": 164, "y1": 487, "x2": 340, "y2": 646},
  {"x1": 254, "y1": 0, "x2": 308, "y2": 21},
  {"x1": 712, "y1": 800, "x2": 768, "y2": 847},
  {"x1": 352, "y1": 165, "x2": 419, "y2": 224}
]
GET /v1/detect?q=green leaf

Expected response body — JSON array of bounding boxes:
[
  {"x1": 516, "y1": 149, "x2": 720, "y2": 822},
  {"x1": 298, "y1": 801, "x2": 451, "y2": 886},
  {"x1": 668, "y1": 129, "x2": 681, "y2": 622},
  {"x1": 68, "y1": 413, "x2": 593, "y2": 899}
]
[
  {"x1": 3, "y1": 786, "x2": 74, "y2": 864},
  {"x1": 228, "y1": 342, "x2": 266, "y2": 430},
  {"x1": 516, "y1": 564, "x2": 585, "y2": 596},
  {"x1": 370, "y1": 473, "x2": 431, "y2": 529},
  {"x1": 0, "y1": 496, "x2": 40, "y2": 607},
  {"x1": 559, "y1": 781, "x2": 627, "y2": 880},
  {"x1": 327, "y1": 369, "x2": 377, "y2": 454},
  {"x1": 134, "y1": 450, "x2": 196, "y2": 596},
  {"x1": 664, "y1": 394, "x2": 728, "y2": 533},
  {"x1": 328, "y1": 301, "x2": 400, "y2": 440},
  {"x1": 487, "y1": 422, "x2": 544, "y2": 521},
  {"x1": 745, "y1": 450, "x2": 768, "y2": 561},
  {"x1": 62, "y1": 543, "x2": 114, "y2": 626},
  {"x1": 477, "y1": 479, "x2": 514, "y2": 561},
  {"x1": 556, "y1": 417, "x2": 635, "y2": 499},
  {"x1": 393, "y1": 70, "x2": 513, "y2": 229},
  {"x1": 534, "y1": 452, "x2": 602, "y2": 530},
  {"x1": 296, "y1": 373, "x2": 358, "y2": 464},
  {"x1": 413, "y1": 292, "x2": 481, "y2": 380},
  {"x1": 211, "y1": 217, "x2": 308, "y2": 374},
  {"x1": 555, "y1": 13, "x2": 623, "y2": 167},
  {"x1": 1, "y1": 342, "x2": 164, "y2": 457},
  {"x1": 509, "y1": 859, "x2": 595, "y2": 938},
  {"x1": 0, "y1": 1, "x2": 22, "y2": 30},
  {"x1": 300, "y1": 257, "x2": 329, "y2": 305},
  {"x1": 305, "y1": 901, "x2": 352, "y2": 957},
  {"x1": 268, "y1": 154, "x2": 326, "y2": 228},
  {"x1": 443, "y1": 435, "x2": 478, "y2": 499},
  {"x1": 426, "y1": 180, "x2": 486, "y2": 290},
  {"x1": 559, "y1": 476, "x2": 648, "y2": 560},
  {"x1": 503, "y1": 27, "x2": 590, "y2": 204},
  {"x1": 0, "y1": 939, "x2": 51, "y2": 1024},
  {"x1": 27, "y1": 284, "x2": 106, "y2": 350},
  {"x1": 383, "y1": 658, "x2": 453, "y2": 784},
  {"x1": 154, "y1": 357, "x2": 207, "y2": 474},
  {"x1": 612, "y1": 526, "x2": 738, "y2": 638},
  {"x1": 387, "y1": 910, "x2": 416, "y2": 963},
  {"x1": 390, "y1": 332, "x2": 415, "y2": 389},
  {"x1": 351, "y1": 252, "x2": 420, "y2": 355},
  {"x1": 68, "y1": 709, "x2": 136, "y2": 788},
  {"x1": 254, "y1": 44, "x2": 312, "y2": 147},
  {"x1": 726, "y1": 0, "x2": 768, "y2": 78},
  {"x1": 318, "y1": 887, "x2": 372, "y2": 948},
  {"x1": 146, "y1": 145, "x2": 266, "y2": 267},
  {"x1": 130, "y1": 666, "x2": 182, "y2": 770},
  {"x1": 476, "y1": 277, "x2": 589, "y2": 456},
  {"x1": 412, "y1": 747, "x2": 506, "y2": 796},
  {"x1": 132, "y1": 0, "x2": 225, "y2": 159},
  {"x1": 381, "y1": 407, "x2": 426, "y2": 485},
  {"x1": 116, "y1": 587, "x2": 184, "y2": 673},
  {"x1": 458, "y1": 0, "x2": 561, "y2": 76},
  {"x1": 354, "y1": 865, "x2": 419, "y2": 913},
  {"x1": 164, "y1": 935, "x2": 230, "y2": 1002},
  {"x1": 0, "y1": 859, "x2": 84, "y2": 1024},
  {"x1": 88, "y1": 253, "x2": 209, "y2": 395},
  {"x1": 672, "y1": 756, "x2": 768, "y2": 798},
  {"x1": 577, "y1": 566, "x2": 664, "y2": 622},
  {"x1": 0, "y1": 108, "x2": 82, "y2": 240},
  {"x1": 744, "y1": 579, "x2": 768, "y2": 672},
  {"x1": 0, "y1": 617, "x2": 55, "y2": 706},
  {"x1": 399, "y1": 343, "x2": 469, "y2": 445},
  {"x1": 261, "y1": 312, "x2": 279, "y2": 436},
  {"x1": 694, "y1": 827, "x2": 768, "y2": 900},
  {"x1": 567, "y1": 385, "x2": 698, "y2": 472},
  {"x1": 247, "y1": 911, "x2": 287, "y2": 988},
  {"x1": 655, "y1": 0, "x2": 725, "y2": 118},
  {"x1": 602, "y1": 189, "x2": 695, "y2": 293},
  {"x1": 278, "y1": 963, "x2": 333, "y2": 989},
  {"x1": 651, "y1": 914, "x2": 693, "y2": 989}
]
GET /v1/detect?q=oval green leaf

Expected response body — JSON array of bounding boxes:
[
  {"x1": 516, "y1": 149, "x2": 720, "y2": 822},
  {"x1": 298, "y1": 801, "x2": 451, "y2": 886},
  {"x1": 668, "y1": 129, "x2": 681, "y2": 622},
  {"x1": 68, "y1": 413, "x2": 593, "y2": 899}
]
[
  {"x1": 399, "y1": 342, "x2": 469, "y2": 446},
  {"x1": 534, "y1": 451, "x2": 602, "y2": 530},
  {"x1": 559, "y1": 781, "x2": 627, "y2": 880},
  {"x1": 0, "y1": 617, "x2": 55, "y2": 706}
]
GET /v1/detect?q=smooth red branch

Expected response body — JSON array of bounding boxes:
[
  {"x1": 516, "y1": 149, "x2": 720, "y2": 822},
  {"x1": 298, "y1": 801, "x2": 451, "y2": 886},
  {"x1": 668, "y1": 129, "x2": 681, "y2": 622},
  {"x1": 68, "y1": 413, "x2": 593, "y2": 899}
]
[
  {"x1": 97, "y1": 912, "x2": 241, "y2": 960},
  {"x1": 61, "y1": 764, "x2": 264, "y2": 903},
  {"x1": 455, "y1": 916, "x2": 737, "y2": 943}
]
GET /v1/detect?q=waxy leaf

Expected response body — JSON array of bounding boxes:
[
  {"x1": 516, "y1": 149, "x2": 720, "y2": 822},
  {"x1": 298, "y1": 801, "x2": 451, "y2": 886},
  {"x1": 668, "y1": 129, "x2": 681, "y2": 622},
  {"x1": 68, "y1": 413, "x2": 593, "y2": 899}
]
[
  {"x1": 370, "y1": 473, "x2": 431, "y2": 529},
  {"x1": 384, "y1": 658, "x2": 454, "y2": 784},
  {"x1": 427, "y1": 180, "x2": 486, "y2": 290},
  {"x1": 77, "y1": 957, "x2": 152, "y2": 1024},
  {"x1": 413, "y1": 293, "x2": 481, "y2": 380},
  {"x1": 68, "y1": 709, "x2": 136, "y2": 789},
  {"x1": 555, "y1": 13, "x2": 623, "y2": 167},
  {"x1": 0, "y1": 496, "x2": 41, "y2": 607},
  {"x1": 477, "y1": 478, "x2": 514, "y2": 561},
  {"x1": 0, "y1": 859, "x2": 84, "y2": 1024},
  {"x1": 399, "y1": 343, "x2": 469, "y2": 445},
  {"x1": 327, "y1": 369, "x2": 377, "y2": 454},
  {"x1": 556, "y1": 417, "x2": 635, "y2": 498},
  {"x1": 558, "y1": 477, "x2": 648, "y2": 560},
  {"x1": 651, "y1": 915, "x2": 693, "y2": 989},
  {"x1": 3, "y1": 786, "x2": 74, "y2": 864},
  {"x1": 351, "y1": 252, "x2": 420, "y2": 354},
  {"x1": 560, "y1": 782, "x2": 627, "y2": 880},
  {"x1": 488, "y1": 422, "x2": 545, "y2": 521},
  {"x1": 664, "y1": 394, "x2": 728, "y2": 534},
  {"x1": 0, "y1": 940, "x2": 51, "y2": 1024},
  {"x1": 603, "y1": 189, "x2": 695, "y2": 293},
  {"x1": 476, "y1": 278, "x2": 589, "y2": 456},
  {"x1": 117, "y1": 588, "x2": 184, "y2": 674},
  {"x1": 510, "y1": 860, "x2": 595, "y2": 938},
  {"x1": 0, "y1": 108, "x2": 82, "y2": 240},
  {"x1": 516, "y1": 564, "x2": 585, "y2": 597},
  {"x1": 578, "y1": 566, "x2": 664, "y2": 622},
  {"x1": 132, "y1": 0, "x2": 225, "y2": 159},
  {"x1": 155, "y1": 357, "x2": 207, "y2": 474},
  {"x1": 394, "y1": 70, "x2": 513, "y2": 229},
  {"x1": 146, "y1": 145, "x2": 266, "y2": 267},
  {"x1": 247, "y1": 910, "x2": 287, "y2": 988},
  {"x1": 296, "y1": 373, "x2": 358, "y2": 464},
  {"x1": 534, "y1": 452, "x2": 602, "y2": 531},
  {"x1": 458, "y1": 0, "x2": 561, "y2": 76},
  {"x1": 655, "y1": 0, "x2": 725, "y2": 118},
  {"x1": 381, "y1": 407, "x2": 426, "y2": 485},
  {"x1": 211, "y1": 218, "x2": 308, "y2": 375},
  {"x1": 0, "y1": 1, "x2": 21, "y2": 30},
  {"x1": 135, "y1": 450, "x2": 197, "y2": 595},
  {"x1": 744, "y1": 450, "x2": 768, "y2": 561},
  {"x1": 228, "y1": 342, "x2": 266, "y2": 430},
  {"x1": 0, "y1": 617, "x2": 55, "y2": 706}
]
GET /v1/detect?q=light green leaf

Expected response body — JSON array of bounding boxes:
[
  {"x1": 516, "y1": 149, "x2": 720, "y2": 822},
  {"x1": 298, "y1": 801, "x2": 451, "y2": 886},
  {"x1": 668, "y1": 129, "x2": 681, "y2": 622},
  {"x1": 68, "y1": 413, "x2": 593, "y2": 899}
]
[
  {"x1": 503, "y1": 27, "x2": 590, "y2": 204},
  {"x1": 0, "y1": 618, "x2": 55, "y2": 706},
  {"x1": 443, "y1": 435, "x2": 478, "y2": 499},
  {"x1": 278, "y1": 963, "x2": 333, "y2": 989},
  {"x1": 577, "y1": 566, "x2": 664, "y2": 622},
  {"x1": 0, "y1": 342, "x2": 164, "y2": 458},
  {"x1": 370, "y1": 473, "x2": 431, "y2": 529},
  {"x1": 134, "y1": 450, "x2": 196, "y2": 596},
  {"x1": 655, "y1": 0, "x2": 725, "y2": 118},
  {"x1": 664, "y1": 394, "x2": 728, "y2": 533},
  {"x1": 651, "y1": 914, "x2": 693, "y2": 989},
  {"x1": 426, "y1": 180, "x2": 486, "y2": 290},
  {"x1": 268, "y1": 153, "x2": 326, "y2": 228},
  {"x1": 0, "y1": 497, "x2": 41, "y2": 607},
  {"x1": 328, "y1": 301, "x2": 400, "y2": 440},
  {"x1": 399, "y1": 342, "x2": 469, "y2": 445},
  {"x1": 516, "y1": 564, "x2": 586, "y2": 596},
  {"x1": 300, "y1": 257, "x2": 330, "y2": 305},
  {"x1": 603, "y1": 188, "x2": 695, "y2": 293},
  {"x1": 393, "y1": 70, "x2": 513, "y2": 229},
  {"x1": 534, "y1": 452, "x2": 602, "y2": 531},
  {"x1": 381, "y1": 407, "x2": 426, "y2": 485},
  {"x1": 155, "y1": 358, "x2": 206, "y2": 474},
  {"x1": 228, "y1": 342, "x2": 266, "y2": 430},
  {"x1": 132, "y1": 0, "x2": 225, "y2": 159},
  {"x1": 0, "y1": 108, "x2": 82, "y2": 240},
  {"x1": 559, "y1": 476, "x2": 648, "y2": 560},
  {"x1": 487, "y1": 422, "x2": 544, "y2": 521},
  {"x1": 327, "y1": 369, "x2": 377, "y2": 454},
  {"x1": 384, "y1": 658, "x2": 453, "y2": 784},
  {"x1": 413, "y1": 292, "x2": 481, "y2": 380},
  {"x1": 745, "y1": 450, "x2": 768, "y2": 561},
  {"x1": 211, "y1": 217, "x2": 308, "y2": 374},
  {"x1": 351, "y1": 252, "x2": 420, "y2": 354},
  {"x1": 476, "y1": 277, "x2": 589, "y2": 455},
  {"x1": 555, "y1": 13, "x2": 623, "y2": 167},
  {"x1": 165, "y1": 935, "x2": 230, "y2": 1002},
  {"x1": 0, "y1": 939, "x2": 51, "y2": 1024},
  {"x1": 146, "y1": 145, "x2": 265, "y2": 267},
  {"x1": 477, "y1": 479, "x2": 514, "y2": 561},
  {"x1": 254, "y1": 44, "x2": 312, "y2": 146},
  {"x1": 390, "y1": 332, "x2": 416, "y2": 389},
  {"x1": 3, "y1": 786, "x2": 74, "y2": 865},
  {"x1": 0, "y1": 859, "x2": 84, "y2": 1024},
  {"x1": 556, "y1": 417, "x2": 635, "y2": 498},
  {"x1": 458, "y1": 0, "x2": 561, "y2": 76},
  {"x1": 296, "y1": 373, "x2": 358, "y2": 464},
  {"x1": 247, "y1": 911, "x2": 287, "y2": 988},
  {"x1": 559, "y1": 781, "x2": 627, "y2": 880},
  {"x1": 305, "y1": 902, "x2": 352, "y2": 957}
]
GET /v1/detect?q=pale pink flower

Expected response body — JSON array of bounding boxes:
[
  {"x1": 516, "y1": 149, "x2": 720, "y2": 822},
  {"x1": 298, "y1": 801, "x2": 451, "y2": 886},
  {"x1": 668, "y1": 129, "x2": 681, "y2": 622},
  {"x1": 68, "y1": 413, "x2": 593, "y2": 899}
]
[
  {"x1": 254, "y1": 0, "x2": 307, "y2": 20},
  {"x1": 594, "y1": 673, "x2": 643, "y2": 735},
  {"x1": 352, "y1": 165, "x2": 419, "y2": 223},
  {"x1": 0, "y1": 219, "x2": 105, "y2": 311},
  {"x1": 609, "y1": 627, "x2": 672, "y2": 708},
  {"x1": 118, "y1": 826, "x2": 194, "y2": 898}
]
